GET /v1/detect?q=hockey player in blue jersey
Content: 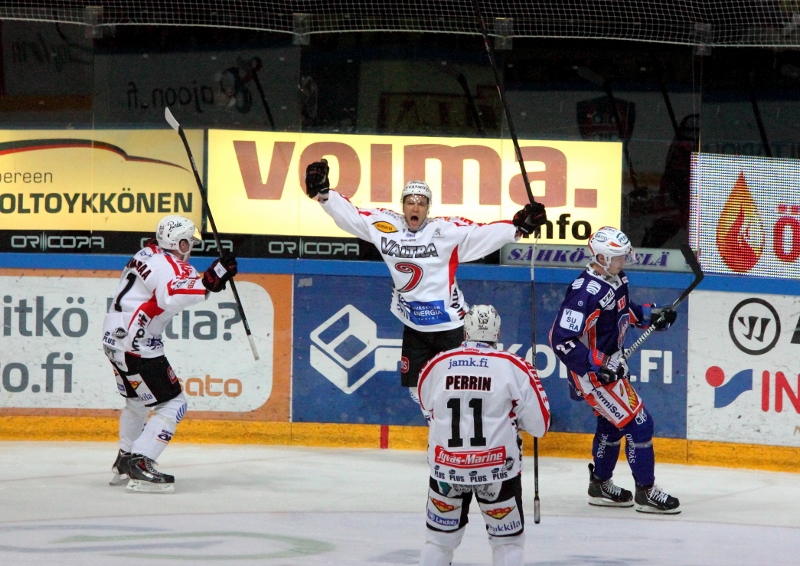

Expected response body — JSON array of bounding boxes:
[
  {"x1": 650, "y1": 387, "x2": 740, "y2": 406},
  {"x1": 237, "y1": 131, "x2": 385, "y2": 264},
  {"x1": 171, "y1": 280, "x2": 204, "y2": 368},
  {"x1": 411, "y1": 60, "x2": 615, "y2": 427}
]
[{"x1": 549, "y1": 226, "x2": 681, "y2": 514}]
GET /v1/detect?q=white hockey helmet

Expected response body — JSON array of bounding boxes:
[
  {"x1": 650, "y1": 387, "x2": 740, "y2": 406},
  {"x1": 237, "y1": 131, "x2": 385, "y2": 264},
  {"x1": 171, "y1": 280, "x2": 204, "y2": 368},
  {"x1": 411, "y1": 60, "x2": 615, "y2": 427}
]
[
  {"x1": 463, "y1": 304, "x2": 501, "y2": 343},
  {"x1": 400, "y1": 180, "x2": 432, "y2": 207},
  {"x1": 587, "y1": 226, "x2": 635, "y2": 266},
  {"x1": 156, "y1": 215, "x2": 201, "y2": 252}
]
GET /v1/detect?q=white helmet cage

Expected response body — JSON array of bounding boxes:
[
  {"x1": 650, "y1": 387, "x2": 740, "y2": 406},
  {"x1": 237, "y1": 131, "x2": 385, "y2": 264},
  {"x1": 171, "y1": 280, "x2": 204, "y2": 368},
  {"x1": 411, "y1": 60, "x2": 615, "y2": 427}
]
[
  {"x1": 400, "y1": 180, "x2": 432, "y2": 207},
  {"x1": 463, "y1": 304, "x2": 501, "y2": 343},
  {"x1": 156, "y1": 215, "x2": 201, "y2": 252},
  {"x1": 587, "y1": 226, "x2": 635, "y2": 267}
]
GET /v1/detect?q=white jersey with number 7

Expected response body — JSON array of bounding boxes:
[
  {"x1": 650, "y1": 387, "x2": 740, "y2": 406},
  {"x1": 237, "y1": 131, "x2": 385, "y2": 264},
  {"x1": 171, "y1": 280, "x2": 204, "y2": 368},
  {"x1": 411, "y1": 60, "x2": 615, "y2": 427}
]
[{"x1": 321, "y1": 190, "x2": 519, "y2": 331}]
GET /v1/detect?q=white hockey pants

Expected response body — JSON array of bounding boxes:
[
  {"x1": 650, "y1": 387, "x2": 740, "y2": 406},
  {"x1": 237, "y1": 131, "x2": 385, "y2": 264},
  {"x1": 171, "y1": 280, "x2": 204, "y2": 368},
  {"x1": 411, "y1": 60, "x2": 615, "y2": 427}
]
[
  {"x1": 121, "y1": 393, "x2": 187, "y2": 461},
  {"x1": 419, "y1": 528, "x2": 524, "y2": 566}
]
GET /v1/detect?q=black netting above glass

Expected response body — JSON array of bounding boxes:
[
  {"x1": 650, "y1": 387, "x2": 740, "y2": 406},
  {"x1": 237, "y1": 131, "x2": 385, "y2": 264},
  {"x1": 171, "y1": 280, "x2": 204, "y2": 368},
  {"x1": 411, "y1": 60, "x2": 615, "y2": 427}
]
[{"x1": 3, "y1": 1, "x2": 800, "y2": 47}]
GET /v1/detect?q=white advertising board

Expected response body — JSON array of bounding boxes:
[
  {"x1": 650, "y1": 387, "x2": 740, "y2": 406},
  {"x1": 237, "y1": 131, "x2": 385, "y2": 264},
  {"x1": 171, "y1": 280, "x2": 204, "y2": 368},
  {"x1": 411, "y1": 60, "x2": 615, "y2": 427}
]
[
  {"x1": 0, "y1": 276, "x2": 274, "y2": 412},
  {"x1": 688, "y1": 290, "x2": 800, "y2": 446}
]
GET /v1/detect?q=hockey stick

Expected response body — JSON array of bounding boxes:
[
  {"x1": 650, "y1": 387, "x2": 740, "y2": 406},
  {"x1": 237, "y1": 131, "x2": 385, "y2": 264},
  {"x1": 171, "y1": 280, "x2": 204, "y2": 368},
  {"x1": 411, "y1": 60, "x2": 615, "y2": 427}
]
[
  {"x1": 471, "y1": 0, "x2": 541, "y2": 524},
  {"x1": 576, "y1": 66, "x2": 644, "y2": 196},
  {"x1": 164, "y1": 107, "x2": 260, "y2": 361},
  {"x1": 531, "y1": 236, "x2": 541, "y2": 524},
  {"x1": 247, "y1": 57, "x2": 277, "y2": 130},
  {"x1": 747, "y1": 71, "x2": 772, "y2": 158},
  {"x1": 427, "y1": 62, "x2": 484, "y2": 135},
  {"x1": 623, "y1": 244, "x2": 703, "y2": 360},
  {"x1": 455, "y1": 72, "x2": 485, "y2": 135},
  {"x1": 471, "y1": 0, "x2": 537, "y2": 207}
]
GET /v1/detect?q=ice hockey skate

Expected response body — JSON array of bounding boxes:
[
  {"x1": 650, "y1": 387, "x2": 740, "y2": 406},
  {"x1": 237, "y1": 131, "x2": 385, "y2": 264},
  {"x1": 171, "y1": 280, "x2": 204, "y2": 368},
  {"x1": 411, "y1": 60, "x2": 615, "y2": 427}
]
[
  {"x1": 126, "y1": 454, "x2": 175, "y2": 493},
  {"x1": 635, "y1": 484, "x2": 680, "y2": 514},
  {"x1": 109, "y1": 449, "x2": 132, "y2": 486},
  {"x1": 588, "y1": 463, "x2": 633, "y2": 507}
]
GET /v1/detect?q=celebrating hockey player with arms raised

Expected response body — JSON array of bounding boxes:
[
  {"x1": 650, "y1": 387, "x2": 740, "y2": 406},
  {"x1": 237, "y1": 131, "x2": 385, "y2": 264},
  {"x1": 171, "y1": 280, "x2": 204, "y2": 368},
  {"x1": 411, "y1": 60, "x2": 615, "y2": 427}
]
[
  {"x1": 101, "y1": 215, "x2": 237, "y2": 493},
  {"x1": 416, "y1": 305, "x2": 550, "y2": 566},
  {"x1": 305, "y1": 159, "x2": 547, "y2": 403},
  {"x1": 549, "y1": 226, "x2": 680, "y2": 514}
]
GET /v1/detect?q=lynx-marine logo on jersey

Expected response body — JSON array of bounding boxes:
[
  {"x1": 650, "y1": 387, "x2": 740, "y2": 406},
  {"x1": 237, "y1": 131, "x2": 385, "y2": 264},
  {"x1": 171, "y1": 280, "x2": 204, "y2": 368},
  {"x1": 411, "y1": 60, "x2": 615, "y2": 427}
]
[{"x1": 373, "y1": 221, "x2": 397, "y2": 233}]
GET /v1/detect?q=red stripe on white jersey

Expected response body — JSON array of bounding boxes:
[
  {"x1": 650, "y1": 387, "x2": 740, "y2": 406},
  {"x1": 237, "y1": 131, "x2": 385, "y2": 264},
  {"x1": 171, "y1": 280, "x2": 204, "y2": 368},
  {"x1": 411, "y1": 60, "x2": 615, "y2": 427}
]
[
  {"x1": 163, "y1": 253, "x2": 183, "y2": 276},
  {"x1": 166, "y1": 278, "x2": 206, "y2": 296},
  {"x1": 163, "y1": 252, "x2": 196, "y2": 280},
  {"x1": 127, "y1": 293, "x2": 165, "y2": 332},
  {"x1": 448, "y1": 247, "x2": 458, "y2": 293},
  {"x1": 139, "y1": 293, "x2": 165, "y2": 319}
]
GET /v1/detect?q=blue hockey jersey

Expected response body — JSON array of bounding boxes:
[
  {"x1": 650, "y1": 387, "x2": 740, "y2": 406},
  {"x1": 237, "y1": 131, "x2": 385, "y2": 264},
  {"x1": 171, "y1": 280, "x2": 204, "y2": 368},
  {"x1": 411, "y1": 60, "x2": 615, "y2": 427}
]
[{"x1": 549, "y1": 265, "x2": 653, "y2": 383}]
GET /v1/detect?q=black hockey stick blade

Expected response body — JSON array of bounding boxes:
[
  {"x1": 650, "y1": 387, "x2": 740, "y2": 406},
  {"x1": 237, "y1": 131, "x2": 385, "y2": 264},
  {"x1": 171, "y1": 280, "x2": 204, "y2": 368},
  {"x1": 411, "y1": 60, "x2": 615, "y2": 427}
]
[
  {"x1": 164, "y1": 107, "x2": 260, "y2": 361},
  {"x1": 623, "y1": 245, "x2": 703, "y2": 359},
  {"x1": 670, "y1": 244, "x2": 704, "y2": 309}
]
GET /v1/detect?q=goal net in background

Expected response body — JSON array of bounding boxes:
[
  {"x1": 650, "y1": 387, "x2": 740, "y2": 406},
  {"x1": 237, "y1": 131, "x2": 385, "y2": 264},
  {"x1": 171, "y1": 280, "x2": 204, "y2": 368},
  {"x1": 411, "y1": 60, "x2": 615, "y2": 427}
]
[{"x1": 1, "y1": 1, "x2": 800, "y2": 47}]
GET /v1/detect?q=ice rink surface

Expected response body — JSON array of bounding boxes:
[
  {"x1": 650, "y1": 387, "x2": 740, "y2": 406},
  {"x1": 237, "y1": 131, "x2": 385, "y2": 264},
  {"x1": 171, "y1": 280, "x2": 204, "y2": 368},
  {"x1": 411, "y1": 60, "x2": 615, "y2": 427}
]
[{"x1": 0, "y1": 441, "x2": 797, "y2": 565}]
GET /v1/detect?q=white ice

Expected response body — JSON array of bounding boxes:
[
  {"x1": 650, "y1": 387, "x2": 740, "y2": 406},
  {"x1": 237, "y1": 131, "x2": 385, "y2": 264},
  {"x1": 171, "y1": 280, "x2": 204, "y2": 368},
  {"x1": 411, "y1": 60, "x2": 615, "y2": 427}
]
[{"x1": 0, "y1": 442, "x2": 797, "y2": 565}]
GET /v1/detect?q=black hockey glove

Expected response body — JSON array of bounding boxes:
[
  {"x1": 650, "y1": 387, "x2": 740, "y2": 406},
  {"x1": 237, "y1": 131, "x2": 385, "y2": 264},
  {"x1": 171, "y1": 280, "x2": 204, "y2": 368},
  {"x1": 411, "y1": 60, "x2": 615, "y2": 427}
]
[
  {"x1": 651, "y1": 306, "x2": 677, "y2": 331},
  {"x1": 202, "y1": 254, "x2": 238, "y2": 293},
  {"x1": 590, "y1": 352, "x2": 625, "y2": 384},
  {"x1": 512, "y1": 202, "x2": 547, "y2": 238},
  {"x1": 305, "y1": 159, "x2": 330, "y2": 199}
]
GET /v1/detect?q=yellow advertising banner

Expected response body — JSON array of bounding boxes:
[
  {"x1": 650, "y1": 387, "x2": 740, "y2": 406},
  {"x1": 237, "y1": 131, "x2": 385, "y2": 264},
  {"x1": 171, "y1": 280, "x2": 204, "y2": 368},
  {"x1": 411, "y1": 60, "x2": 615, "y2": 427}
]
[
  {"x1": 207, "y1": 130, "x2": 622, "y2": 244},
  {"x1": 0, "y1": 129, "x2": 204, "y2": 231}
]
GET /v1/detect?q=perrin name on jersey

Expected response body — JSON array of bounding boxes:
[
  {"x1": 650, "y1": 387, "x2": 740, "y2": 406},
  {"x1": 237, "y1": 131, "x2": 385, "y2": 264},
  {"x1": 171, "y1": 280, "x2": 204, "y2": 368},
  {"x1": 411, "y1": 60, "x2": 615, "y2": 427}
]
[
  {"x1": 445, "y1": 375, "x2": 492, "y2": 391},
  {"x1": 380, "y1": 237, "x2": 438, "y2": 258}
]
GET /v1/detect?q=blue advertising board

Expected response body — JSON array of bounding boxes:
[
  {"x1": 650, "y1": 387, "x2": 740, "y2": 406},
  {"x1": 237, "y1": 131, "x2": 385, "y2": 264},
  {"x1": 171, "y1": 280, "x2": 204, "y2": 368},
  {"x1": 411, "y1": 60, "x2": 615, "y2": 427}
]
[{"x1": 292, "y1": 268, "x2": 688, "y2": 437}]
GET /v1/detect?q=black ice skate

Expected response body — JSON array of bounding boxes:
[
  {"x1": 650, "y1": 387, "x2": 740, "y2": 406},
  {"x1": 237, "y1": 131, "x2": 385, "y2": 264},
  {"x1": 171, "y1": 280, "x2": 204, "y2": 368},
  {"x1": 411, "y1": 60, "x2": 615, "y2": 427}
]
[
  {"x1": 109, "y1": 449, "x2": 132, "y2": 486},
  {"x1": 635, "y1": 484, "x2": 680, "y2": 514},
  {"x1": 126, "y1": 454, "x2": 175, "y2": 493},
  {"x1": 588, "y1": 463, "x2": 633, "y2": 507}
]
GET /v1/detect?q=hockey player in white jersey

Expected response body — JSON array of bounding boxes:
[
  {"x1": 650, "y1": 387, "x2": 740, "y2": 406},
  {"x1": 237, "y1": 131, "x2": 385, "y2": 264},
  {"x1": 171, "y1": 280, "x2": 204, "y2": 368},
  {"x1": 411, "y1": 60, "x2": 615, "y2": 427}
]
[
  {"x1": 305, "y1": 159, "x2": 547, "y2": 401},
  {"x1": 102, "y1": 215, "x2": 237, "y2": 493},
  {"x1": 417, "y1": 305, "x2": 551, "y2": 566}
]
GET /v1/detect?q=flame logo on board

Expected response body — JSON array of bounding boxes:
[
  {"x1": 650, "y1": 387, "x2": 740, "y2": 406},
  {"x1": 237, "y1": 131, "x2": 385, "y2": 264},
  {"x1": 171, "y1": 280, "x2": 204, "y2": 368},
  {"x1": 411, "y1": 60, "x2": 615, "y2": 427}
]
[{"x1": 716, "y1": 172, "x2": 764, "y2": 272}]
